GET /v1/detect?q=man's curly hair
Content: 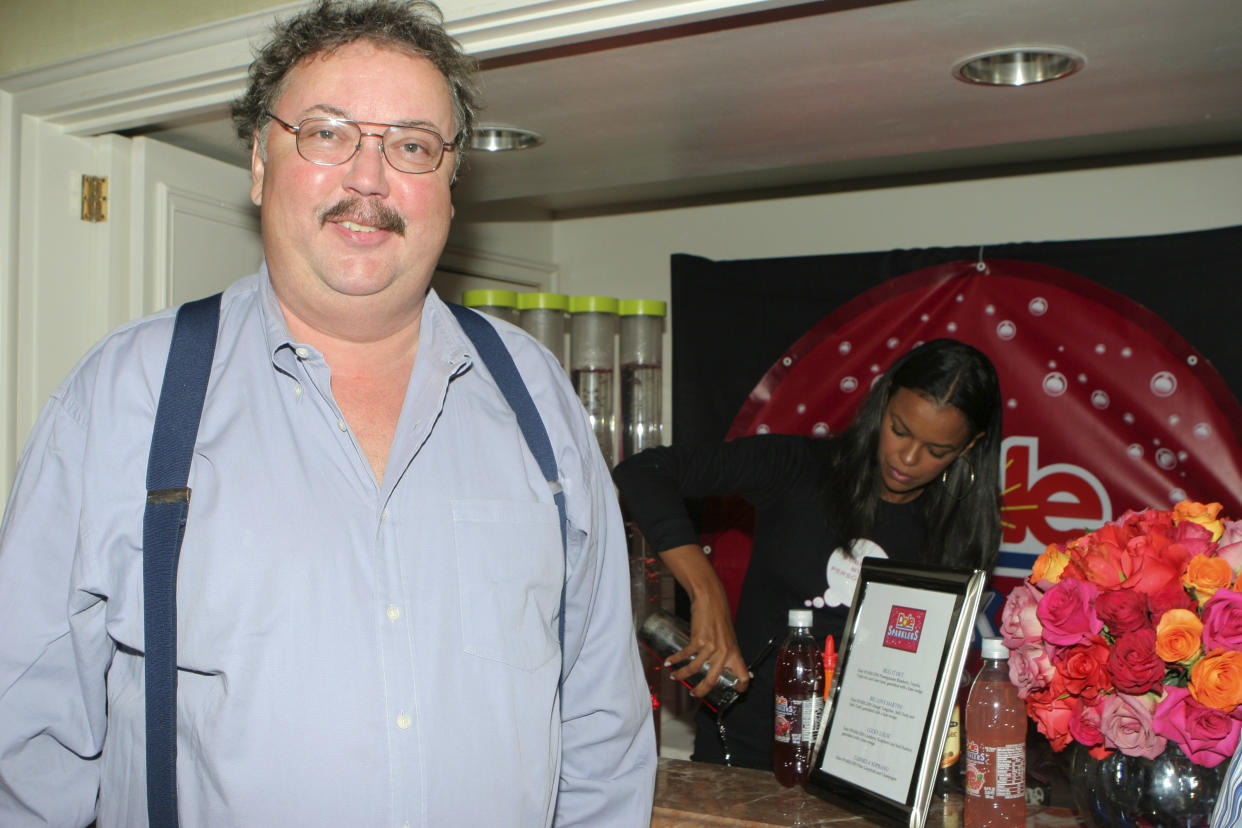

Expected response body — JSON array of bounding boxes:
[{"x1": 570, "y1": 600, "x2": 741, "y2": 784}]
[{"x1": 231, "y1": 0, "x2": 480, "y2": 175}]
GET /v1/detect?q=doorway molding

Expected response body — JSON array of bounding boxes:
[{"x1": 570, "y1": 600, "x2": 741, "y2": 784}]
[{"x1": 0, "y1": 0, "x2": 798, "y2": 136}]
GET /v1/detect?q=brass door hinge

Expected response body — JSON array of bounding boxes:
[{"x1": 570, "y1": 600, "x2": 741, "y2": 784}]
[{"x1": 81, "y1": 175, "x2": 108, "y2": 222}]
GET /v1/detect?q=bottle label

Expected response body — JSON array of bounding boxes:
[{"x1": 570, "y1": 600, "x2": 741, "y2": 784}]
[
  {"x1": 775, "y1": 695, "x2": 823, "y2": 746},
  {"x1": 774, "y1": 694, "x2": 797, "y2": 744},
  {"x1": 964, "y1": 739, "x2": 1025, "y2": 801},
  {"x1": 940, "y1": 705, "x2": 961, "y2": 769}
]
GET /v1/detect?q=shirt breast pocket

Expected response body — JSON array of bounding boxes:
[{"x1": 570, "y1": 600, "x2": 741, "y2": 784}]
[{"x1": 451, "y1": 499, "x2": 564, "y2": 671}]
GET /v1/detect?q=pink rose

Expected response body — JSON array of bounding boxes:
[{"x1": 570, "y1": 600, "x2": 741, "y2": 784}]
[
  {"x1": 1217, "y1": 520, "x2": 1242, "y2": 574},
  {"x1": 1009, "y1": 643, "x2": 1056, "y2": 699},
  {"x1": 1172, "y1": 519, "x2": 1218, "y2": 559},
  {"x1": 1152, "y1": 685, "x2": 1242, "y2": 768},
  {"x1": 1107, "y1": 629, "x2": 1166, "y2": 695},
  {"x1": 1068, "y1": 695, "x2": 1107, "y2": 750},
  {"x1": 1100, "y1": 692, "x2": 1167, "y2": 759},
  {"x1": 1095, "y1": 589, "x2": 1151, "y2": 635},
  {"x1": 1000, "y1": 581, "x2": 1045, "y2": 649},
  {"x1": 1201, "y1": 590, "x2": 1242, "y2": 652},
  {"x1": 1036, "y1": 578, "x2": 1103, "y2": 647}
]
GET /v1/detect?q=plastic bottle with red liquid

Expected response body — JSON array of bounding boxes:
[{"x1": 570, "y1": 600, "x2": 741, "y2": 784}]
[
  {"x1": 773, "y1": 609, "x2": 823, "y2": 787},
  {"x1": 964, "y1": 637, "x2": 1026, "y2": 827}
]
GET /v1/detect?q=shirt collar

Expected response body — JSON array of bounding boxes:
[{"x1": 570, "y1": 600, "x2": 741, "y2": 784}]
[
  {"x1": 256, "y1": 261, "x2": 473, "y2": 376},
  {"x1": 257, "y1": 261, "x2": 299, "y2": 361}
]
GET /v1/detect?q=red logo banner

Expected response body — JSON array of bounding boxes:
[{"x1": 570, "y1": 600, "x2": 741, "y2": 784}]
[{"x1": 707, "y1": 259, "x2": 1242, "y2": 629}]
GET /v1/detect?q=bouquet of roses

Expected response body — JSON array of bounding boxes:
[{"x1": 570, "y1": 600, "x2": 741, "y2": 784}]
[{"x1": 1000, "y1": 501, "x2": 1242, "y2": 768}]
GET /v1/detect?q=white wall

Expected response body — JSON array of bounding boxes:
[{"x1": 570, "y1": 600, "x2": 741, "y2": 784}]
[{"x1": 550, "y1": 154, "x2": 1242, "y2": 442}]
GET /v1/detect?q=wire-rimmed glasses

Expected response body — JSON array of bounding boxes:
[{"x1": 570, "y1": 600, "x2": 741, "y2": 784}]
[{"x1": 266, "y1": 112, "x2": 456, "y2": 174}]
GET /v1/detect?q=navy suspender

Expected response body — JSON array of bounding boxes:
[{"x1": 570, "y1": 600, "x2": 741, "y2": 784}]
[
  {"x1": 142, "y1": 295, "x2": 566, "y2": 827},
  {"x1": 143, "y1": 293, "x2": 221, "y2": 828},
  {"x1": 446, "y1": 302, "x2": 570, "y2": 648}
]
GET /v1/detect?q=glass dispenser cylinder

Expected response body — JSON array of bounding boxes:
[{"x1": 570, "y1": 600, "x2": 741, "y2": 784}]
[
  {"x1": 569, "y1": 295, "x2": 618, "y2": 467},
  {"x1": 461, "y1": 289, "x2": 519, "y2": 326},
  {"x1": 618, "y1": 299, "x2": 665, "y2": 460},
  {"x1": 517, "y1": 292, "x2": 568, "y2": 368}
]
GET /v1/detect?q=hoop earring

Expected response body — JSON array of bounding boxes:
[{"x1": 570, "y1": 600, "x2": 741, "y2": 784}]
[{"x1": 941, "y1": 456, "x2": 976, "y2": 501}]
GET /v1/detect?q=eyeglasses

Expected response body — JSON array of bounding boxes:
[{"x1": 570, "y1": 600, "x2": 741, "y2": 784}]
[{"x1": 266, "y1": 112, "x2": 456, "y2": 174}]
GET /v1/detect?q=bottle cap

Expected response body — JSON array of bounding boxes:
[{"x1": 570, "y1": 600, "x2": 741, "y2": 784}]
[
  {"x1": 568, "y1": 295, "x2": 619, "y2": 314},
  {"x1": 516, "y1": 292, "x2": 569, "y2": 311},
  {"x1": 981, "y1": 637, "x2": 1009, "y2": 660},
  {"x1": 462, "y1": 289, "x2": 517, "y2": 308},
  {"x1": 788, "y1": 609, "x2": 813, "y2": 628},
  {"x1": 618, "y1": 299, "x2": 667, "y2": 317}
]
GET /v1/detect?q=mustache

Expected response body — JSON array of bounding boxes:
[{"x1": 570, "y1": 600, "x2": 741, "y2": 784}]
[{"x1": 318, "y1": 199, "x2": 406, "y2": 235}]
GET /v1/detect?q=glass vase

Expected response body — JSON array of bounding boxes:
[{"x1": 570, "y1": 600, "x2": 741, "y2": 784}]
[{"x1": 1066, "y1": 742, "x2": 1227, "y2": 827}]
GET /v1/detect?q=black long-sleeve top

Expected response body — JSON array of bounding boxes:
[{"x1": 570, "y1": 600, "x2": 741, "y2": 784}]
[{"x1": 613, "y1": 434, "x2": 928, "y2": 770}]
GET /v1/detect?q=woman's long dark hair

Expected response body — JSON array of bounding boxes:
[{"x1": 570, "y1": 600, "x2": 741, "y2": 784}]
[{"x1": 818, "y1": 338, "x2": 1003, "y2": 571}]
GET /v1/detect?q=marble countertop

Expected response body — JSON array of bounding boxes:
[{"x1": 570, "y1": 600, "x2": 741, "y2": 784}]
[{"x1": 651, "y1": 758, "x2": 1083, "y2": 827}]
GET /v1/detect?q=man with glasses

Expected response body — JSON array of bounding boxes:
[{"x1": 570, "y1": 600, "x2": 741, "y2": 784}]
[{"x1": 0, "y1": 1, "x2": 656, "y2": 825}]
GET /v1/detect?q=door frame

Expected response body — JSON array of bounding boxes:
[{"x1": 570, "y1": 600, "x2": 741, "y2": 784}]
[{"x1": 0, "y1": 0, "x2": 783, "y2": 494}]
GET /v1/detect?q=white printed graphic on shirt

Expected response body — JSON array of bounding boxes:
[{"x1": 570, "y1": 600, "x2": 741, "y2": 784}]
[{"x1": 807, "y1": 539, "x2": 889, "y2": 608}]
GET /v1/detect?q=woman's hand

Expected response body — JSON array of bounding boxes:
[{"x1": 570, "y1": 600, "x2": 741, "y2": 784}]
[{"x1": 657, "y1": 544, "x2": 750, "y2": 696}]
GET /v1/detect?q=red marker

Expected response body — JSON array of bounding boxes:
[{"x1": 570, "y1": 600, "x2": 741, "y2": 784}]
[{"x1": 822, "y1": 636, "x2": 837, "y2": 701}]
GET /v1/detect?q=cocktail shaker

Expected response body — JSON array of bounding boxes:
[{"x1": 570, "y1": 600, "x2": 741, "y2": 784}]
[{"x1": 638, "y1": 608, "x2": 742, "y2": 712}]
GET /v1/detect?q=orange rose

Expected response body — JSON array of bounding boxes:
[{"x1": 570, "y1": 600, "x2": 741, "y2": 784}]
[
  {"x1": 1174, "y1": 501, "x2": 1225, "y2": 542},
  {"x1": 1189, "y1": 648, "x2": 1242, "y2": 712},
  {"x1": 1032, "y1": 544, "x2": 1071, "y2": 584},
  {"x1": 1183, "y1": 554, "x2": 1235, "y2": 604},
  {"x1": 1155, "y1": 608, "x2": 1203, "y2": 664}
]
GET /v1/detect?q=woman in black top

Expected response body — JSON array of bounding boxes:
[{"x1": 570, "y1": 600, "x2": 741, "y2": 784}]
[{"x1": 613, "y1": 338, "x2": 1003, "y2": 770}]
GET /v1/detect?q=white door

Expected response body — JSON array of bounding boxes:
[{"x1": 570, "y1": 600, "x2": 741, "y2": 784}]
[
  {"x1": 130, "y1": 137, "x2": 262, "y2": 316},
  {"x1": 6, "y1": 127, "x2": 262, "y2": 496}
]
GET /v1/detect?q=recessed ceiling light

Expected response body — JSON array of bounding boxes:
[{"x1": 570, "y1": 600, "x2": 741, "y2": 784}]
[
  {"x1": 953, "y1": 48, "x2": 1085, "y2": 87},
  {"x1": 470, "y1": 125, "x2": 544, "y2": 152}
]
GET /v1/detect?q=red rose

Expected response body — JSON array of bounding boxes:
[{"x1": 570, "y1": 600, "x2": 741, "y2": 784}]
[
  {"x1": 1036, "y1": 578, "x2": 1103, "y2": 647},
  {"x1": 1129, "y1": 508, "x2": 1176, "y2": 537},
  {"x1": 1148, "y1": 580, "x2": 1198, "y2": 619},
  {"x1": 1124, "y1": 532, "x2": 1185, "y2": 595},
  {"x1": 1068, "y1": 527, "x2": 1131, "y2": 590},
  {"x1": 1095, "y1": 589, "x2": 1151, "y2": 635},
  {"x1": 1201, "y1": 590, "x2": 1242, "y2": 652},
  {"x1": 1107, "y1": 629, "x2": 1167, "y2": 695},
  {"x1": 1026, "y1": 687, "x2": 1076, "y2": 751},
  {"x1": 1068, "y1": 694, "x2": 1107, "y2": 750},
  {"x1": 1052, "y1": 636, "x2": 1112, "y2": 699},
  {"x1": 1152, "y1": 685, "x2": 1242, "y2": 768}
]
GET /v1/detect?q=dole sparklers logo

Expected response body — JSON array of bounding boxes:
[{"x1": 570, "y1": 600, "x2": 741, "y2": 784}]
[
  {"x1": 883, "y1": 605, "x2": 926, "y2": 653},
  {"x1": 1000, "y1": 436, "x2": 1110, "y2": 555}
]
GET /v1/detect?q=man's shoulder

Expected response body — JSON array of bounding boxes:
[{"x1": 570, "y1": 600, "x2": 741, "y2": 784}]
[
  {"x1": 430, "y1": 292, "x2": 568, "y2": 387},
  {"x1": 54, "y1": 274, "x2": 262, "y2": 403}
]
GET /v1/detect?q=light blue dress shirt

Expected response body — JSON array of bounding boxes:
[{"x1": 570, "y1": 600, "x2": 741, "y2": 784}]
[
  {"x1": 1214, "y1": 744, "x2": 1242, "y2": 827},
  {"x1": 0, "y1": 268, "x2": 656, "y2": 827}
]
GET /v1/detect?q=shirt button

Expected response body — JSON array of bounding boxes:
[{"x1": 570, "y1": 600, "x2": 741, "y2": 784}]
[
  {"x1": 294, "y1": 384, "x2": 303, "y2": 396},
  {"x1": 386, "y1": 605, "x2": 400, "y2": 621},
  {"x1": 337, "y1": 418, "x2": 348, "y2": 432},
  {"x1": 396, "y1": 714, "x2": 411, "y2": 730},
  {"x1": 295, "y1": 346, "x2": 310, "y2": 359},
  {"x1": 381, "y1": 509, "x2": 390, "y2": 521}
]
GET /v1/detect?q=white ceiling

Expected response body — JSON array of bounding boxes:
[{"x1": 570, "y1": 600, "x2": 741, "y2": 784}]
[{"x1": 133, "y1": 0, "x2": 1242, "y2": 219}]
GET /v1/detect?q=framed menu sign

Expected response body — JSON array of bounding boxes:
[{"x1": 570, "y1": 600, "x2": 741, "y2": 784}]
[{"x1": 806, "y1": 559, "x2": 986, "y2": 827}]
